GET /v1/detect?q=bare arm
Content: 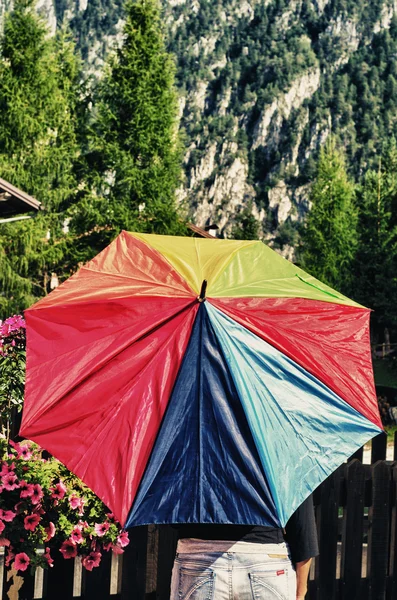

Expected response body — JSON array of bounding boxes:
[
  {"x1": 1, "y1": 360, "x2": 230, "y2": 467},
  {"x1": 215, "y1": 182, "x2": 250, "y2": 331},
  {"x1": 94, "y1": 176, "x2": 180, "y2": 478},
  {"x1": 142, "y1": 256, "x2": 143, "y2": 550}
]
[{"x1": 296, "y1": 558, "x2": 311, "y2": 599}]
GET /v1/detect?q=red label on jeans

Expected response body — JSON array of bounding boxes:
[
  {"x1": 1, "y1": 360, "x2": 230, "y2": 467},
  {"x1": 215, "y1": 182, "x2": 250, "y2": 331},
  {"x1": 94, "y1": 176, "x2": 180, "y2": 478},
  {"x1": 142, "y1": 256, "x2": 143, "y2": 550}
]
[{"x1": 276, "y1": 570, "x2": 285, "y2": 576}]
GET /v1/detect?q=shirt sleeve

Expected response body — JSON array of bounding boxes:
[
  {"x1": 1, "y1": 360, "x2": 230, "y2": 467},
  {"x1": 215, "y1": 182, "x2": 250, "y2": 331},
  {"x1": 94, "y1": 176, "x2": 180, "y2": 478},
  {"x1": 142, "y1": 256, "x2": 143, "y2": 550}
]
[{"x1": 284, "y1": 495, "x2": 319, "y2": 563}]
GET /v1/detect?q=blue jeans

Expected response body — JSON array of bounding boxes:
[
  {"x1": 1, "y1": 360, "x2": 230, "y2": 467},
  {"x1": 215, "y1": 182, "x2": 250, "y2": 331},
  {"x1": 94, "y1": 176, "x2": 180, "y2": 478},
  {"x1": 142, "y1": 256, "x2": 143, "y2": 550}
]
[{"x1": 170, "y1": 539, "x2": 296, "y2": 600}]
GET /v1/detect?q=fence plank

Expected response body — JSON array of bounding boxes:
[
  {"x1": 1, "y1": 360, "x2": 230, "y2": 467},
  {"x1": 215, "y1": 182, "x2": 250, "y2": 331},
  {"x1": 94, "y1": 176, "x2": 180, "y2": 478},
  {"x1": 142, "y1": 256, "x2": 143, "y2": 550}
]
[
  {"x1": 120, "y1": 526, "x2": 148, "y2": 600},
  {"x1": 340, "y1": 460, "x2": 366, "y2": 600},
  {"x1": 2, "y1": 567, "x2": 35, "y2": 600},
  {"x1": 313, "y1": 466, "x2": 341, "y2": 600},
  {"x1": 371, "y1": 434, "x2": 387, "y2": 464},
  {"x1": 43, "y1": 556, "x2": 75, "y2": 599},
  {"x1": 350, "y1": 446, "x2": 364, "y2": 462},
  {"x1": 156, "y1": 526, "x2": 178, "y2": 600},
  {"x1": 81, "y1": 549, "x2": 112, "y2": 600},
  {"x1": 367, "y1": 461, "x2": 391, "y2": 600},
  {"x1": 145, "y1": 525, "x2": 158, "y2": 599},
  {"x1": 388, "y1": 464, "x2": 397, "y2": 599}
]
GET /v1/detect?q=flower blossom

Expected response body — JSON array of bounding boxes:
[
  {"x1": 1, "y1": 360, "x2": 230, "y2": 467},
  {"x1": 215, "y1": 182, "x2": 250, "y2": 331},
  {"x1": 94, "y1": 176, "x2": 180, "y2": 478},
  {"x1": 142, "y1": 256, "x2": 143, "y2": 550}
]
[
  {"x1": 51, "y1": 481, "x2": 67, "y2": 500},
  {"x1": 0, "y1": 521, "x2": 5, "y2": 535},
  {"x1": 60, "y1": 540, "x2": 77, "y2": 559},
  {"x1": 117, "y1": 531, "x2": 130, "y2": 547},
  {"x1": 5, "y1": 547, "x2": 15, "y2": 567},
  {"x1": 2, "y1": 473, "x2": 19, "y2": 491},
  {"x1": 14, "y1": 552, "x2": 30, "y2": 572},
  {"x1": 0, "y1": 462, "x2": 15, "y2": 477},
  {"x1": 20, "y1": 445, "x2": 33, "y2": 460},
  {"x1": 31, "y1": 484, "x2": 44, "y2": 505},
  {"x1": 94, "y1": 522, "x2": 110, "y2": 537},
  {"x1": 44, "y1": 547, "x2": 54, "y2": 567},
  {"x1": 0, "y1": 537, "x2": 10, "y2": 547},
  {"x1": 69, "y1": 494, "x2": 85, "y2": 515},
  {"x1": 0, "y1": 509, "x2": 16, "y2": 522},
  {"x1": 82, "y1": 551, "x2": 101, "y2": 571},
  {"x1": 24, "y1": 514, "x2": 41, "y2": 531},
  {"x1": 44, "y1": 522, "x2": 56, "y2": 542},
  {"x1": 19, "y1": 481, "x2": 34, "y2": 498},
  {"x1": 70, "y1": 526, "x2": 84, "y2": 544}
]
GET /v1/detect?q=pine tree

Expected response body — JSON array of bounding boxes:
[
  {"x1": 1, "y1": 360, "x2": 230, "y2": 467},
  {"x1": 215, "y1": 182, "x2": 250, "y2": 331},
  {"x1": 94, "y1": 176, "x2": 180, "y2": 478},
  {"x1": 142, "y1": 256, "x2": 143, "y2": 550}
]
[
  {"x1": 355, "y1": 151, "x2": 397, "y2": 335},
  {"x1": 232, "y1": 203, "x2": 260, "y2": 240},
  {"x1": 299, "y1": 139, "x2": 358, "y2": 295},
  {"x1": 0, "y1": 0, "x2": 82, "y2": 316},
  {"x1": 86, "y1": 0, "x2": 185, "y2": 244}
]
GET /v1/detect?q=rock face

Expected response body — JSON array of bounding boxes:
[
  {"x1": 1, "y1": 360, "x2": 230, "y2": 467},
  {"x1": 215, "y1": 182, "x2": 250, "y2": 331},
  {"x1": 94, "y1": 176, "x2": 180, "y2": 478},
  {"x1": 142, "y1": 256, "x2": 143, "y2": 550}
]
[
  {"x1": 252, "y1": 68, "x2": 321, "y2": 151},
  {"x1": 1, "y1": 0, "x2": 397, "y2": 246}
]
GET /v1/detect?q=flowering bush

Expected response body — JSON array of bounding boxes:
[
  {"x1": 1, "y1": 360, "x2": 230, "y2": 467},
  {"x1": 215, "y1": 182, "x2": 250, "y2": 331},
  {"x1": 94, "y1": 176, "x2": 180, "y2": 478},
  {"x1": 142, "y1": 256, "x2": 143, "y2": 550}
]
[
  {"x1": 0, "y1": 315, "x2": 26, "y2": 435},
  {"x1": 0, "y1": 436, "x2": 129, "y2": 573}
]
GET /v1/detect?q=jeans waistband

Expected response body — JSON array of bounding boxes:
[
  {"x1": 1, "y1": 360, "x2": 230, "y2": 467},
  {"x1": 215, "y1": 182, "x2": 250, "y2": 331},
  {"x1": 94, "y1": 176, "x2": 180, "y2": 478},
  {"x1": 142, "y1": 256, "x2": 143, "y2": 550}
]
[{"x1": 176, "y1": 539, "x2": 290, "y2": 555}]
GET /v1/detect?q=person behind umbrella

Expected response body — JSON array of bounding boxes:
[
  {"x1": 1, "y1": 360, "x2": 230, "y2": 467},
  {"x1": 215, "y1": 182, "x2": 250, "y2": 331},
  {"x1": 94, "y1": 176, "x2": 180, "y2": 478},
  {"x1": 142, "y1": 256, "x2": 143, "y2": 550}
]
[{"x1": 171, "y1": 495, "x2": 318, "y2": 600}]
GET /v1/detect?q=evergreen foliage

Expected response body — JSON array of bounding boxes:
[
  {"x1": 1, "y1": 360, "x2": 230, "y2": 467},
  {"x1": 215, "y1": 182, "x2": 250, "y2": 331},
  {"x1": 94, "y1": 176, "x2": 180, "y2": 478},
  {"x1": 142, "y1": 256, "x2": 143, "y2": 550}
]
[
  {"x1": 0, "y1": 0, "x2": 185, "y2": 318},
  {"x1": 354, "y1": 142, "x2": 397, "y2": 335},
  {"x1": 81, "y1": 0, "x2": 185, "y2": 254},
  {"x1": 0, "y1": 0, "x2": 81, "y2": 316},
  {"x1": 231, "y1": 203, "x2": 260, "y2": 240},
  {"x1": 299, "y1": 139, "x2": 358, "y2": 295}
]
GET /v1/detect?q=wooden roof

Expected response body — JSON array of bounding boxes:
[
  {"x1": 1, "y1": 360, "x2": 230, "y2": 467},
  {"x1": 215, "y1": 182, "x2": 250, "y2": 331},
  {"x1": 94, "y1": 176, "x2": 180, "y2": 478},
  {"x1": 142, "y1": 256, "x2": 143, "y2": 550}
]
[
  {"x1": 0, "y1": 177, "x2": 41, "y2": 216},
  {"x1": 187, "y1": 223, "x2": 217, "y2": 238}
]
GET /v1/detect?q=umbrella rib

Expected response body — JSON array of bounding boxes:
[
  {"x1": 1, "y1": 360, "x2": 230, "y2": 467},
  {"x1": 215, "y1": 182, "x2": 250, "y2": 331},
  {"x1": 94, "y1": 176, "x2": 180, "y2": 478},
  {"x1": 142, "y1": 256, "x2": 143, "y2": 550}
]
[{"x1": 198, "y1": 308, "x2": 203, "y2": 522}]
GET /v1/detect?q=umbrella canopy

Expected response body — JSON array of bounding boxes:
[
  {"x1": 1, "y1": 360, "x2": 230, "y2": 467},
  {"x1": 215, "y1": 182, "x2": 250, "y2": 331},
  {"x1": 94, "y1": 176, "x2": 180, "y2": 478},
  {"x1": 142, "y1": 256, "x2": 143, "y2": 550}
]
[{"x1": 20, "y1": 231, "x2": 382, "y2": 528}]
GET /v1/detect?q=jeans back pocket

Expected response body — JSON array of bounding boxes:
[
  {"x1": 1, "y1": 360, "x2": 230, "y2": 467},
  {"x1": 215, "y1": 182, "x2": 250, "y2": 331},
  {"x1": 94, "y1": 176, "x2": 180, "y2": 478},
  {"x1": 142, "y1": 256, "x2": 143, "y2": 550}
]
[
  {"x1": 249, "y1": 567, "x2": 289, "y2": 600},
  {"x1": 179, "y1": 567, "x2": 215, "y2": 600}
]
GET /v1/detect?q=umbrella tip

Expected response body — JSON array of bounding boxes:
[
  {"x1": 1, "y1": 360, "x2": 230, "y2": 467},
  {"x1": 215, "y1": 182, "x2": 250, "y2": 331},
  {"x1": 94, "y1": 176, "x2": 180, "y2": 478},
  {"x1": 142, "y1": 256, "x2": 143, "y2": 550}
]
[{"x1": 198, "y1": 280, "x2": 207, "y2": 302}]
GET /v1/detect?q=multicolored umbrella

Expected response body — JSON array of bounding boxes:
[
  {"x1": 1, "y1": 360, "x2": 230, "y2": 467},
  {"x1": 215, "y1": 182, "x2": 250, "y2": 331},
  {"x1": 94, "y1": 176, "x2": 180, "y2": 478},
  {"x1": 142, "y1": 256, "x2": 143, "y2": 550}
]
[{"x1": 20, "y1": 231, "x2": 382, "y2": 529}]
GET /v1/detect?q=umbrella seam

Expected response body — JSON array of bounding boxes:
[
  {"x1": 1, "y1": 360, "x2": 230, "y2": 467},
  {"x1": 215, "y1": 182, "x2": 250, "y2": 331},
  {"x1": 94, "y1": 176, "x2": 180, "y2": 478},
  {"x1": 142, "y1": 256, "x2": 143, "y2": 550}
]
[{"x1": 208, "y1": 241, "x2": 259, "y2": 293}]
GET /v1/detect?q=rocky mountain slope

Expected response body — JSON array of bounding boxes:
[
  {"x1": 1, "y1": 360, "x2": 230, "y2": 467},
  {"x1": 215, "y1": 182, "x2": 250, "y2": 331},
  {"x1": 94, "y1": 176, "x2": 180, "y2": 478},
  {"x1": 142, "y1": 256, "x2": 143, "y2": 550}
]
[{"x1": 2, "y1": 0, "x2": 397, "y2": 247}]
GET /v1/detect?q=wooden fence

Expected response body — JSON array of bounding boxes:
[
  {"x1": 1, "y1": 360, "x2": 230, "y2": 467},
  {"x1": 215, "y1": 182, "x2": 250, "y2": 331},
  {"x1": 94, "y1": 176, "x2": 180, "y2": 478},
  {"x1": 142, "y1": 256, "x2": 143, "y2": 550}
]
[{"x1": 1, "y1": 432, "x2": 397, "y2": 600}]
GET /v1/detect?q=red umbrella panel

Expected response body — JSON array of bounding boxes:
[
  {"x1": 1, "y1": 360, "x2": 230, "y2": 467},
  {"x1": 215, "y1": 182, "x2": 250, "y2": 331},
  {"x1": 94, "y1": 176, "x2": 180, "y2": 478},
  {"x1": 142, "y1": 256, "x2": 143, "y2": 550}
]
[{"x1": 20, "y1": 232, "x2": 382, "y2": 528}]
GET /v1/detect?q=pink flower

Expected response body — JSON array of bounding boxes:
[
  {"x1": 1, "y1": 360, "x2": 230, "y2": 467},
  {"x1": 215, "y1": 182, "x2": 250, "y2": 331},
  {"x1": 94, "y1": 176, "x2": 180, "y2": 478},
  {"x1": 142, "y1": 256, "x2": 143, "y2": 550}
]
[
  {"x1": 102, "y1": 541, "x2": 112, "y2": 551},
  {"x1": 14, "y1": 552, "x2": 30, "y2": 572},
  {"x1": 44, "y1": 547, "x2": 54, "y2": 567},
  {"x1": 0, "y1": 462, "x2": 15, "y2": 477},
  {"x1": 94, "y1": 522, "x2": 110, "y2": 537},
  {"x1": 78, "y1": 520, "x2": 89, "y2": 529},
  {"x1": 0, "y1": 509, "x2": 16, "y2": 522},
  {"x1": 0, "y1": 521, "x2": 5, "y2": 535},
  {"x1": 5, "y1": 547, "x2": 15, "y2": 567},
  {"x1": 9, "y1": 440, "x2": 22, "y2": 456},
  {"x1": 2, "y1": 473, "x2": 19, "y2": 491},
  {"x1": 19, "y1": 481, "x2": 34, "y2": 498},
  {"x1": 20, "y1": 445, "x2": 33, "y2": 460},
  {"x1": 44, "y1": 522, "x2": 56, "y2": 542},
  {"x1": 60, "y1": 540, "x2": 77, "y2": 559},
  {"x1": 69, "y1": 494, "x2": 85, "y2": 515},
  {"x1": 0, "y1": 537, "x2": 10, "y2": 547},
  {"x1": 24, "y1": 514, "x2": 41, "y2": 531},
  {"x1": 106, "y1": 512, "x2": 115, "y2": 520},
  {"x1": 117, "y1": 531, "x2": 129, "y2": 548},
  {"x1": 70, "y1": 526, "x2": 84, "y2": 544},
  {"x1": 51, "y1": 480, "x2": 67, "y2": 500},
  {"x1": 82, "y1": 551, "x2": 101, "y2": 571},
  {"x1": 31, "y1": 484, "x2": 43, "y2": 505},
  {"x1": 14, "y1": 501, "x2": 24, "y2": 513},
  {"x1": 111, "y1": 544, "x2": 124, "y2": 555}
]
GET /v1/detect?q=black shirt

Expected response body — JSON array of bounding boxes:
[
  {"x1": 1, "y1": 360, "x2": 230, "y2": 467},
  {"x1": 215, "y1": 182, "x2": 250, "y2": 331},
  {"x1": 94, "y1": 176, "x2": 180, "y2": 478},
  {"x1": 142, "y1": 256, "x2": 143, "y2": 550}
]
[{"x1": 175, "y1": 496, "x2": 319, "y2": 564}]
